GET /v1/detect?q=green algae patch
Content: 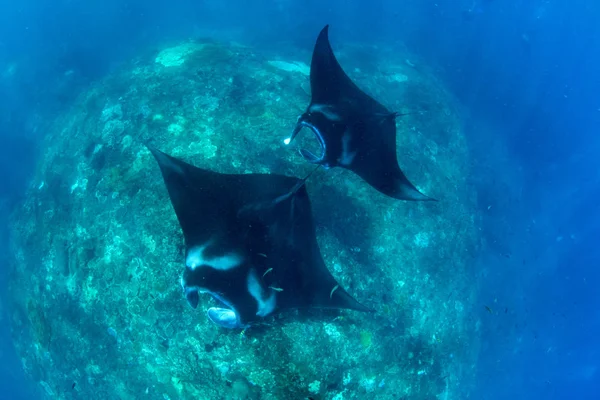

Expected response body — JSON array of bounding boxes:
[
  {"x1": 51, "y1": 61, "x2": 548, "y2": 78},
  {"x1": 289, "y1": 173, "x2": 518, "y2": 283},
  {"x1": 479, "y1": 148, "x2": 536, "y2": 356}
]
[{"x1": 360, "y1": 330, "x2": 373, "y2": 349}]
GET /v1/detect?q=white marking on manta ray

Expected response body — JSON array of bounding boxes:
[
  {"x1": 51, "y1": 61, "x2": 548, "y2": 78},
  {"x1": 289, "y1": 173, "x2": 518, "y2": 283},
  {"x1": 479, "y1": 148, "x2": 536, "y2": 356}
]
[
  {"x1": 338, "y1": 131, "x2": 357, "y2": 166},
  {"x1": 186, "y1": 242, "x2": 243, "y2": 271},
  {"x1": 309, "y1": 104, "x2": 342, "y2": 122},
  {"x1": 247, "y1": 269, "x2": 276, "y2": 317}
]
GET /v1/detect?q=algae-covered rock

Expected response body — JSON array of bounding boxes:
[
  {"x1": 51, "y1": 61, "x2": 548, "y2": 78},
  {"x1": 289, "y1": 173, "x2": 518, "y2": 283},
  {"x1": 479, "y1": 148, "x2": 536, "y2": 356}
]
[{"x1": 8, "y1": 38, "x2": 479, "y2": 400}]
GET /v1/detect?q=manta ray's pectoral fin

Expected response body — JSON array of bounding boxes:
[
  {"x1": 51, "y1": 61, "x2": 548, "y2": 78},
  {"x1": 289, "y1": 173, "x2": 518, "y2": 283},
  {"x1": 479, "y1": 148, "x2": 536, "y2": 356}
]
[
  {"x1": 385, "y1": 169, "x2": 436, "y2": 201},
  {"x1": 374, "y1": 112, "x2": 400, "y2": 122},
  {"x1": 368, "y1": 112, "x2": 411, "y2": 126},
  {"x1": 350, "y1": 153, "x2": 436, "y2": 201},
  {"x1": 395, "y1": 179, "x2": 436, "y2": 202}
]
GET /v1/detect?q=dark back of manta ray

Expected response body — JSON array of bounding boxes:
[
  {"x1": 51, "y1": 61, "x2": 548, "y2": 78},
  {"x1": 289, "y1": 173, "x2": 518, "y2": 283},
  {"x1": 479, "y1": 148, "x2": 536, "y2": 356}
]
[
  {"x1": 240, "y1": 180, "x2": 313, "y2": 249},
  {"x1": 151, "y1": 146, "x2": 301, "y2": 247},
  {"x1": 306, "y1": 25, "x2": 433, "y2": 202},
  {"x1": 150, "y1": 145, "x2": 316, "y2": 272},
  {"x1": 250, "y1": 186, "x2": 325, "y2": 304},
  {"x1": 150, "y1": 147, "x2": 370, "y2": 317},
  {"x1": 248, "y1": 185, "x2": 371, "y2": 314},
  {"x1": 310, "y1": 25, "x2": 388, "y2": 117},
  {"x1": 310, "y1": 25, "x2": 402, "y2": 169}
]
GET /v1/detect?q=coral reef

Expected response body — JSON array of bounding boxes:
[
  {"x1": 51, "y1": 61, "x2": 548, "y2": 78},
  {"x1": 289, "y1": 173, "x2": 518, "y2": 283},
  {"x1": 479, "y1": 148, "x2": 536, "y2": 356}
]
[{"x1": 8, "y1": 38, "x2": 479, "y2": 399}]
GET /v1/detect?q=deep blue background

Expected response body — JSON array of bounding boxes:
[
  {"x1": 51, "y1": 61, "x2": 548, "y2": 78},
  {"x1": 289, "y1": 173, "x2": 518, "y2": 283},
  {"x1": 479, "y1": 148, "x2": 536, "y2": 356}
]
[{"x1": 1, "y1": 1, "x2": 598, "y2": 398}]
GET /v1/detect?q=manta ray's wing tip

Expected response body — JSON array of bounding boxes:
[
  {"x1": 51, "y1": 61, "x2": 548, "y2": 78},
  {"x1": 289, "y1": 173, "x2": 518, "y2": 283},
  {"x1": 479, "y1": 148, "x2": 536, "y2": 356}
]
[
  {"x1": 413, "y1": 193, "x2": 438, "y2": 202},
  {"x1": 349, "y1": 300, "x2": 375, "y2": 314},
  {"x1": 395, "y1": 180, "x2": 437, "y2": 202},
  {"x1": 413, "y1": 191, "x2": 438, "y2": 202},
  {"x1": 317, "y1": 24, "x2": 331, "y2": 44},
  {"x1": 357, "y1": 303, "x2": 376, "y2": 314},
  {"x1": 142, "y1": 141, "x2": 155, "y2": 152},
  {"x1": 144, "y1": 142, "x2": 163, "y2": 161}
]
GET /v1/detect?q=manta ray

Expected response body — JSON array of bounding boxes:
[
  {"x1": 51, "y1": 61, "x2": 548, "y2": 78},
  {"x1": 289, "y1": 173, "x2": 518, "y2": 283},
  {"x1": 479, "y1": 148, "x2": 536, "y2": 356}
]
[
  {"x1": 147, "y1": 146, "x2": 371, "y2": 328},
  {"x1": 285, "y1": 25, "x2": 434, "y2": 201}
]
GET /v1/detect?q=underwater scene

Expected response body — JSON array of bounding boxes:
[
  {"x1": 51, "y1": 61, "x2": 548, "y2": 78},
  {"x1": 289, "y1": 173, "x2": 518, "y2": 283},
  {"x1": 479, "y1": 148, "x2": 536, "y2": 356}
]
[{"x1": 0, "y1": 1, "x2": 598, "y2": 399}]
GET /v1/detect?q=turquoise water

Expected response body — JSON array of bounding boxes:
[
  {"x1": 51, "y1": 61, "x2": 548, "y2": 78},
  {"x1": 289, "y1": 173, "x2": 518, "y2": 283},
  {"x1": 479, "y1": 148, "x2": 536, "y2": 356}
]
[{"x1": 1, "y1": 1, "x2": 598, "y2": 399}]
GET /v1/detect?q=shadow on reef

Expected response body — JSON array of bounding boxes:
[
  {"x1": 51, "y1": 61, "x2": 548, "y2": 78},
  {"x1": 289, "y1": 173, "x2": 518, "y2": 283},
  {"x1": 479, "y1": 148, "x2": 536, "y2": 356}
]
[{"x1": 312, "y1": 181, "x2": 375, "y2": 268}]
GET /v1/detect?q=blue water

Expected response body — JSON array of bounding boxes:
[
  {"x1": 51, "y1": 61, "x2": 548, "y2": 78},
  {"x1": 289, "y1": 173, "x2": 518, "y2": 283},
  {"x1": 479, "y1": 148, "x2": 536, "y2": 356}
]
[{"x1": 1, "y1": 1, "x2": 598, "y2": 398}]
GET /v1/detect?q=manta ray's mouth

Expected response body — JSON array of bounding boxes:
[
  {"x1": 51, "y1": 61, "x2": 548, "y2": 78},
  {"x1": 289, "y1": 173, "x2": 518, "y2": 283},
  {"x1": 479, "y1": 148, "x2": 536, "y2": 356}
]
[
  {"x1": 285, "y1": 118, "x2": 325, "y2": 163},
  {"x1": 184, "y1": 286, "x2": 247, "y2": 329},
  {"x1": 207, "y1": 307, "x2": 243, "y2": 329}
]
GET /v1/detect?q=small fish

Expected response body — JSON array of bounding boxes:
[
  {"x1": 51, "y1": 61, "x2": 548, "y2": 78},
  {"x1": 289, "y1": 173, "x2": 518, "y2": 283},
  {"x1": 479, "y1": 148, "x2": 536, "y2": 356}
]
[
  {"x1": 269, "y1": 286, "x2": 284, "y2": 292},
  {"x1": 257, "y1": 253, "x2": 268, "y2": 258},
  {"x1": 330, "y1": 284, "x2": 339, "y2": 299},
  {"x1": 72, "y1": 383, "x2": 76, "y2": 389},
  {"x1": 262, "y1": 268, "x2": 273, "y2": 278},
  {"x1": 484, "y1": 305, "x2": 493, "y2": 314}
]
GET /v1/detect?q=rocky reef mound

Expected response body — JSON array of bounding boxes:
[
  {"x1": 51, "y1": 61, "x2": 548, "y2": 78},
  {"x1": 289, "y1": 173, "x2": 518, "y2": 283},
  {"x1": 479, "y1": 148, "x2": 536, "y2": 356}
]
[{"x1": 8, "y1": 38, "x2": 479, "y2": 400}]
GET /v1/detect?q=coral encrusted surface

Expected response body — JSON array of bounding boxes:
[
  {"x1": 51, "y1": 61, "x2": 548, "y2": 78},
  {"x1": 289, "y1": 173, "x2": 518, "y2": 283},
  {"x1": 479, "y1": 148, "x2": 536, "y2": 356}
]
[{"x1": 8, "y1": 38, "x2": 480, "y2": 400}]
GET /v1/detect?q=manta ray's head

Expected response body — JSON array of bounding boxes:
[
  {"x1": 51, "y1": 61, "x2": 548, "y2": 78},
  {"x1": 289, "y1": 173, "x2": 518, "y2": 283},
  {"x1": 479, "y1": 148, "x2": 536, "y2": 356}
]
[
  {"x1": 180, "y1": 263, "x2": 250, "y2": 330},
  {"x1": 286, "y1": 104, "x2": 348, "y2": 167},
  {"x1": 180, "y1": 246, "x2": 278, "y2": 330}
]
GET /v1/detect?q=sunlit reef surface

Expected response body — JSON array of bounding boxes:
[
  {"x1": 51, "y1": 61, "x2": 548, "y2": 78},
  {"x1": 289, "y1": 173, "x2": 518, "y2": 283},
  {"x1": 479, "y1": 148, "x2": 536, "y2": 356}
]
[{"x1": 8, "y1": 37, "x2": 480, "y2": 400}]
